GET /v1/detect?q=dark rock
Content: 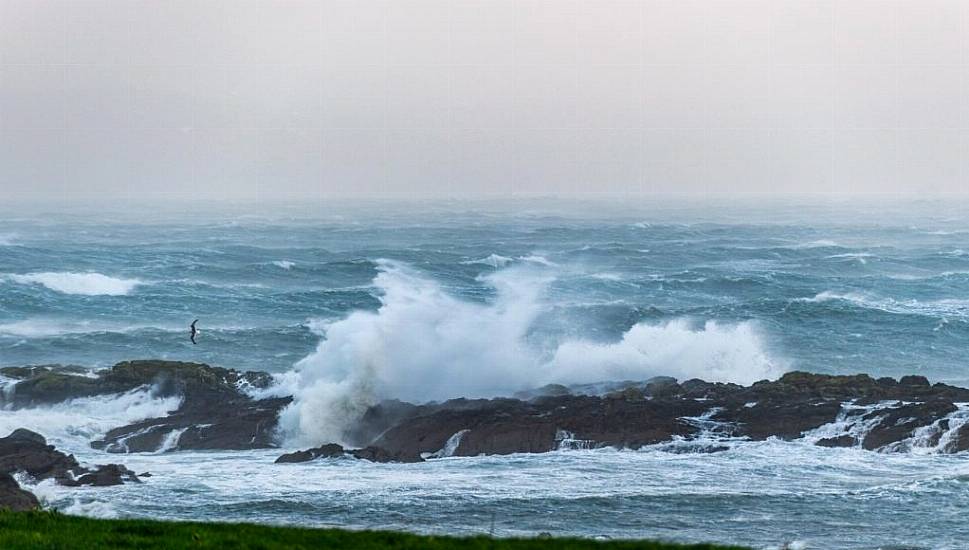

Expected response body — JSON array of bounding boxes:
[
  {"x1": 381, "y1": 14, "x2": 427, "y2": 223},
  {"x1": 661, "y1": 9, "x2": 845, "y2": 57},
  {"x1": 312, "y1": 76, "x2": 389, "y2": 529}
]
[
  {"x1": 722, "y1": 398, "x2": 843, "y2": 441},
  {"x1": 67, "y1": 464, "x2": 139, "y2": 487},
  {"x1": 644, "y1": 376, "x2": 681, "y2": 398},
  {"x1": 861, "y1": 400, "x2": 956, "y2": 451},
  {"x1": 329, "y1": 371, "x2": 969, "y2": 461},
  {"x1": 1, "y1": 360, "x2": 274, "y2": 409},
  {"x1": 659, "y1": 442, "x2": 730, "y2": 454},
  {"x1": 350, "y1": 446, "x2": 423, "y2": 463},
  {"x1": 6, "y1": 429, "x2": 47, "y2": 446},
  {"x1": 274, "y1": 443, "x2": 422, "y2": 464},
  {"x1": 76, "y1": 361, "x2": 290, "y2": 453},
  {"x1": 367, "y1": 394, "x2": 708, "y2": 460},
  {"x1": 816, "y1": 435, "x2": 856, "y2": 448},
  {"x1": 899, "y1": 375, "x2": 930, "y2": 387},
  {"x1": 945, "y1": 422, "x2": 969, "y2": 453},
  {"x1": 91, "y1": 395, "x2": 291, "y2": 453},
  {"x1": 0, "y1": 473, "x2": 40, "y2": 511},
  {"x1": 275, "y1": 443, "x2": 346, "y2": 464},
  {"x1": 0, "y1": 429, "x2": 138, "y2": 487}
]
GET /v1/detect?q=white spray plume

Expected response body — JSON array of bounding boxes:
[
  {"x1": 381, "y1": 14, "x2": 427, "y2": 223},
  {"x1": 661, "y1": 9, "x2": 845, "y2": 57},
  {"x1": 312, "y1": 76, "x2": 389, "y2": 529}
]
[{"x1": 279, "y1": 260, "x2": 786, "y2": 446}]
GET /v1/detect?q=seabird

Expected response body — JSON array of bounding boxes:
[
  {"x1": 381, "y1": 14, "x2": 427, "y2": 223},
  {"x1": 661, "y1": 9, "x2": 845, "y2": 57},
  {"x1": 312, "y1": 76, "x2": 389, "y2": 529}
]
[{"x1": 190, "y1": 319, "x2": 199, "y2": 345}]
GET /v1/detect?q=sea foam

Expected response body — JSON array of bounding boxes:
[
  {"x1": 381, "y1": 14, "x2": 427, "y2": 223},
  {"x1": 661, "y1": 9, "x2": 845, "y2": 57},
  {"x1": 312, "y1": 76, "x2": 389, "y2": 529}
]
[
  {"x1": 7, "y1": 272, "x2": 142, "y2": 296},
  {"x1": 279, "y1": 260, "x2": 786, "y2": 446},
  {"x1": 0, "y1": 385, "x2": 182, "y2": 453}
]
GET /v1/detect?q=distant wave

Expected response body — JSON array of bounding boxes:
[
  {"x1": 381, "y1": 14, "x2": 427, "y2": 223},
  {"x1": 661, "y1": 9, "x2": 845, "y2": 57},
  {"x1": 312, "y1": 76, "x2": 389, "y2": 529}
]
[
  {"x1": 278, "y1": 260, "x2": 786, "y2": 446},
  {"x1": 272, "y1": 260, "x2": 296, "y2": 270},
  {"x1": 795, "y1": 291, "x2": 969, "y2": 319},
  {"x1": 460, "y1": 254, "x2": 513, "y2": 268},
  {"x1": 792, "y1": 239, "x2": 840, "y2": 249},
  {"x1": 825, "y1": 253, "x2": 874, "y2": 264},
  {"x1": 796, "y1": 291, "x2": 867, "y2": 304},
  {"x1": 519, "y1": 254, "x2": 557, "y2": 266},
  {"x1": 7, "y1": 272, "x2": 142, "y2": 296},
  {"x1": 0, "y1": 234, "x2": 17, "y2": 246},
  {"x1": 0, "y1": 319, "x2": 117, "y2": 338}
]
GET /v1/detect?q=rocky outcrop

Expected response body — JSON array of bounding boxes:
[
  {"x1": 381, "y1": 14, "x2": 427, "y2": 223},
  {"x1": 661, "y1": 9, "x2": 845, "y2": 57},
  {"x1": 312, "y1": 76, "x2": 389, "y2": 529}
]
[
  {"x1": 8, "y1": 361, "x2": 969, "y2": 462},
  {"x1": 0, "y1": 473, "x2": 39, "y2": 511},
  {"x1": 275, "y1": 443, "x2": 422, "y2": 464},
  {"x1": 91, "y1": 394, "x2": 291, "y2": 453},
  {"x1": 0, "y1": 361, "x2": 287, "y2": 454},
  {"x1": 278, "y1": 371, "x2": 969, "y2": 464},
  {"x1": 0, "y1": 361, "x2": 273, "y2": 409},
  {"x1": 0, "y1": 429, "x2": 138, "y2": 486}
]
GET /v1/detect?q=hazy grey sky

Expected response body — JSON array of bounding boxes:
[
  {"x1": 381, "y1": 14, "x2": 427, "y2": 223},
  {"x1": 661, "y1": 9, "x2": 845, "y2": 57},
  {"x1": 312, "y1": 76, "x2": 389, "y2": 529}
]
[{"x1": 1, "y1": 0, "x2": 967, "y2": 200}]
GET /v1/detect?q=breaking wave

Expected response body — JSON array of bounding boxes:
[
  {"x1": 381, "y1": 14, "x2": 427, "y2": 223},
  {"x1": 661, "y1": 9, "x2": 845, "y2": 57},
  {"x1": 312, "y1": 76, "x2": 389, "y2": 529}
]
[
  {"x1": 0, "y1": 385, "x2": 182, "y2": 452},
  {"x1": 279, "y1": 261, "x2": 786, "y2": 446},
  {"x1": 795, "y1": 291, "x2": 969, "y2": 320},
  {"x1": 6, "y1": 272, "x2": 143, "y2": 296}
]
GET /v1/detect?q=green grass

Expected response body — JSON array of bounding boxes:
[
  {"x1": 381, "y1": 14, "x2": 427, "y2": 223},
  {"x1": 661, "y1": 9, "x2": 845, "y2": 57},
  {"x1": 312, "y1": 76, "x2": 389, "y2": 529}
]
[{"x1": 0, "y1": 511, "x2": 748, "y2": 550}]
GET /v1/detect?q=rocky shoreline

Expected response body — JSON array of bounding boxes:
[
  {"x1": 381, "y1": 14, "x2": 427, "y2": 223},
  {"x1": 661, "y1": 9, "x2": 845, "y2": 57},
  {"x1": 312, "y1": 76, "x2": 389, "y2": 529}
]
[{"x1": 2, "y1": 360, "x2": 969, "y2": 508}]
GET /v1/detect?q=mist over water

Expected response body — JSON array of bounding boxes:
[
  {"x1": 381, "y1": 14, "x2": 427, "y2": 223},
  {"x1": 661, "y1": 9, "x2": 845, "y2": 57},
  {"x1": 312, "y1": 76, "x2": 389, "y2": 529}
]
[{"x1": 4, "y1": 197, "x2": 969, "y2": 549}]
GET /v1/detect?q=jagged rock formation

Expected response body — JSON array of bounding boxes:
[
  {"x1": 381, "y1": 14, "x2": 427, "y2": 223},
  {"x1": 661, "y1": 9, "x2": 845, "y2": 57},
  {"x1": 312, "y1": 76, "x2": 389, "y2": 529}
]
[
  {"x1": 0, "y1": 429, "x2": 138, "y2": 486},
  {"x1": 279, "y1": 371, "x2": 969, "y2": 464},
  {"x1": 0, "y1": 361, "x2": 289, "y2": 453},
  {"x1": 275, "y1": 443, "x2": 423, "y2": 464},
  {"x1": 5, "y1": 361, "x2": 969, "y2": 463}
]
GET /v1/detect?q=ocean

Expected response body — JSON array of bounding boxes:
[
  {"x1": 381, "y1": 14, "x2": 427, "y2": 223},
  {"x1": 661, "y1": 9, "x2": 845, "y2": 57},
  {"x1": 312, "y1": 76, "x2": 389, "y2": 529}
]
[{"x1": 1, "y1": 197, "x2": 969, "y2": 549}]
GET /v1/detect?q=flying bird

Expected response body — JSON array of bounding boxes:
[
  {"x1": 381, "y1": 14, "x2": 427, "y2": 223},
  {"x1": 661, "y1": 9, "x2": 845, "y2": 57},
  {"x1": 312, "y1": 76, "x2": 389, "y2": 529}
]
[{"x1": 190, "y1": 319, "x2": 199, "y2": 345}]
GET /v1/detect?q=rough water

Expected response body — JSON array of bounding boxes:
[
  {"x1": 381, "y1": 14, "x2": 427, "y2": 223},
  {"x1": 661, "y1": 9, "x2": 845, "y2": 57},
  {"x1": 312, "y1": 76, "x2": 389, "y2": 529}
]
[{"x1": 2, "y1": 197, "x2": 969, "y2": 549}]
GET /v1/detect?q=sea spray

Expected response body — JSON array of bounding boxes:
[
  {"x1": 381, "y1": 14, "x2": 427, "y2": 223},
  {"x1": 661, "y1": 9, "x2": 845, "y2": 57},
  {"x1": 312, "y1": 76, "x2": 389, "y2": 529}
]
[{"x1": 279, "y1": 260, "x2": 786, "y2": 446}]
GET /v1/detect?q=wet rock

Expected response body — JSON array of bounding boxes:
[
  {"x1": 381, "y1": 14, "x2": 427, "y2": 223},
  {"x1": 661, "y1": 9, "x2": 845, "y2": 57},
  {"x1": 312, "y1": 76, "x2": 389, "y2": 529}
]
[
  {"x1": 0, "y1": 473, "x2": 40, "y2": 511},
  {"x1": 67, "y1": 464, "x2": 139, "y2": 487},
  {"x1": 816, "y1": 435, "x2": 856, "y2": 448},
  {"x1": 79, "y1": 362, "x2": 289, "y2": 453},
  {"x1": 275, "y1": 444, "x2": 346, "y2": 464},
  {"x1": 861, "y1": 400, "x2": 956, "y2": 451},
  {"x1": 350, "y1": 446, "x2": 423, "y2": 463},
  {"x1": 0, "y1": 360, "x2": 274, "y2": 409},
  {"x1": 0, "y1": 429, "x2": 138, "y2": 487},
  {"x1": 723, "y1": 398, "x2": 843, "y2": 441},
  {"x1": 91, "y1": 395, "x2": 291, "y2": 453},
  {"x1": 333, "y1": 372, "x2": 969, "y2": 461},
  {"x1": 944, "y1": 423, "x2": 969, "y2": 453},
  {"x1": 899, "y1": 375, "x2": 930, "y2": 387},
  {"x1": 275, "y1": 443, "x2": 422, "y2": 464},
  {"x1": 659, "y1": 442, "x2": 730, "y2": 454},
  {"x1": 368, "y1": 395, "x2": 707, "y2": 459}
]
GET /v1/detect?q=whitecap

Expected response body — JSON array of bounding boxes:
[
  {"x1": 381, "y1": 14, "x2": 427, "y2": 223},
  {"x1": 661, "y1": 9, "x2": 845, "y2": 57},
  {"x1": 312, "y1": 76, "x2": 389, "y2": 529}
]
[
  {"x1": 272, "y1": 260, "x2": 296, "y2": 270},
  {"x1": 519, "y1": 254, "x2": 557, "y2": 267},
  {"x1": 7, "y1": 272, "x2": 142, "y2": 296},
  {"x1": 460, "y1": 254, "x2": 513, "y2": 269},
  {"x1": 793, "y1": 239, "x2": 839, "y2": 249}
]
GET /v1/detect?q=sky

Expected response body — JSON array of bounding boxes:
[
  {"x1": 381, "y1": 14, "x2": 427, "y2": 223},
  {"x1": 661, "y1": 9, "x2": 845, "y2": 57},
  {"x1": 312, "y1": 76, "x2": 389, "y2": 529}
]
[{"x1": 0, "y1": 0, "x2": 967, "y2": 200}]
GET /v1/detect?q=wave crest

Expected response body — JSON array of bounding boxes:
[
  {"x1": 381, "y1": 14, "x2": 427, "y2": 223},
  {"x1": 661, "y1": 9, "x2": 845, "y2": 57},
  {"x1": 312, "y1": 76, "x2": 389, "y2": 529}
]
[{"x1": 7, "y1": 272, "x2": 142, "y2": 296}]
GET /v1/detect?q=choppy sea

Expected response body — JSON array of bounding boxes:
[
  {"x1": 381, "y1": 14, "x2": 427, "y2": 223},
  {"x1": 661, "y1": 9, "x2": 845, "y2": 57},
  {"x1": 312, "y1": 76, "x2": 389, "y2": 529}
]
[{"x1": 2, "y1": 197, "x2": 969, "y2": 549}]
